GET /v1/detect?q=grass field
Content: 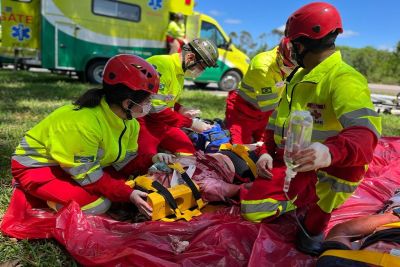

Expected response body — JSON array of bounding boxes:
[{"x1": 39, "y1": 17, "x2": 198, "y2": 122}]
[{"x1": 1, "y1": 69, "x2": 399, "y2": 265}]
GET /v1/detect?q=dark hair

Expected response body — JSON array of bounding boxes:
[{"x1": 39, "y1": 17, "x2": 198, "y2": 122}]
[
  {"x1": 294, "y1": 30, "x2": 339, "y2": 53},
  {"x1": 74, "y1": 83, "x2": 150, "y2": 109}
]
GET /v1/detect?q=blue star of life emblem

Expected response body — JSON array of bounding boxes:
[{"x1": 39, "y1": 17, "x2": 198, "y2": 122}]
[
  {"x1": 11, "y1": 24, "x2": 31, "y2": 41},
  {"x1": 148, "y1": 0, "x2": 162, "y2": 10}
]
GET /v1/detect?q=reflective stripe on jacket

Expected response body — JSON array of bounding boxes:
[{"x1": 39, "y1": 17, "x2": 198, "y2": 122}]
[
  {"x1": 147, "y1": 53, "x2": 184, "y2": 112},
  {"x1": 238, "y1": 47, "x2": 286, "y2": 111},
  {"x1": 269, "y1": 51, "x2": 382, "y2": 213},
  {"x1": 12, "y1": 97, "x2": 140, "y2": 186},
  {"x1": 272, "y1": 51, "x2": 381, "y2": 146}
]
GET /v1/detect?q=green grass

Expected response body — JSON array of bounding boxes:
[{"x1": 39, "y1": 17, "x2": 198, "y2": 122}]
[
  {"x1": 0, "y1": 69, "x2": 399, "y2": 265},
  {"x1": 0, "y1": 69, "x2": 226, "y2": 266}
]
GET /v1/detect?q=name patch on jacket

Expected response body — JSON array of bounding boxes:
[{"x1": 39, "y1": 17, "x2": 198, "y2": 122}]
[
  {"x1": 275, "y1": 81, "x2": 285, "y2": 88},
  {"x1": 74, "y1": 155, "x2": 95, "y2": 163},
  {"x1": 261, "y1": 87, "x2": 272, "y2": 94},
  {"x1": 307, "y1": 103, "x2": 325, "y2": 125}
]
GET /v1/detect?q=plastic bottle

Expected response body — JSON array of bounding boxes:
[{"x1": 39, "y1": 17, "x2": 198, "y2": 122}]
[{"x1": 283, "y1": 110, "x2": 313, "y2": 192}]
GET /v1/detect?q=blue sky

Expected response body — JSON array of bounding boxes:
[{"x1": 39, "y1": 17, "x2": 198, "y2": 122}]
[{"x1": 195, "y1": 0, "x2": 399, "y2": 51}]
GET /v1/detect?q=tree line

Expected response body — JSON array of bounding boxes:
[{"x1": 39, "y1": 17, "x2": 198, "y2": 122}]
[{"x1": 229, "y1": 31, "x2": 400, "y2": 85}]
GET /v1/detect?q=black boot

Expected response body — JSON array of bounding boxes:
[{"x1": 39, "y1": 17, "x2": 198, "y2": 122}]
[{"x1": 295, "y1": 227, "x2": 324, "y2": 256}]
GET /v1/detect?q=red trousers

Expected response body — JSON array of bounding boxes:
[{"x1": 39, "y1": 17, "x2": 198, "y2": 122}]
[
  {"x1": 138, "y1": 120, "x2": 195, "y2": 155},
  {"x1": 225, "y1": 90, "x2": 273, "y2": 144},
  {"x1": 11, "y1": 161, "x2": 126, "y2": 209},
  {"x1": 166, "y1": 36, "x2": 185, "y2": 53},
  {"x1": 241, "y1": 161, "x2": 331, "y2": 235},
  {"x1": 12, "y1": 163, "x2": 100, "y2": 207}
]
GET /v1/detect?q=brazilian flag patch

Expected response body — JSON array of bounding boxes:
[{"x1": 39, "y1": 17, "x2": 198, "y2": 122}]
[
  {"x1": 261, "y1": 87, "x2": 272, "y2": 94},
  {"x1": 74, "y1": 155, "x2": 95, "y2": 163}
]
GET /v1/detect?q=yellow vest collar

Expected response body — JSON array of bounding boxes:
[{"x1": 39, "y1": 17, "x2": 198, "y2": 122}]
[
  {"x1": 298, "y1": 51, "x2": 342, "y2": 83},
  {"x1": 271, "y1": 46, "x2": 282, "y2": 74},
  {"x1": 172, "y1": 53, "x2": 184, "y2": 76},
  {"x1": 100, "y1": 97, "x2": 127, "y2": 127}
]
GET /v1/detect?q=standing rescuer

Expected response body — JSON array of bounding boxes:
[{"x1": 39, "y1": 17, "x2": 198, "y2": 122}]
[
  {"x1": 225, "y1": 37, "x2": 297, "y2": 145},
  {"x1": 8, "y1": 55, "x2": 164, "y2": 217},
  {"x1": 166, "y1": 12, "x2": 187, "y2": 54},
  {"x1": 240, "y1": 2, "x2": 382, "y2": 255},
  {"x1": 138, "y1": 38, "x2": 219, "y2": 157}
]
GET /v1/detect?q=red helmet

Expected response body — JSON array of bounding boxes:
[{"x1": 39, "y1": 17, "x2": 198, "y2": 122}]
[
  {"x1": 103, "y1": 54, "x2": 159, "y2": 94},
  {"x1": 278, "y1": 37, "x2": 295, "y2": 68},
  {"x1": 285, "y1": 2, "x2": 343, "y2": 41}
]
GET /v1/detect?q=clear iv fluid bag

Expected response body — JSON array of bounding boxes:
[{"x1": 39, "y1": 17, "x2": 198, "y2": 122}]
[
  {"x1": 283, "y1": 110, "x2": 313, "y2": 192},
  {"x1": 284, "y1": 110, "x2": 313, "y2": 166}
]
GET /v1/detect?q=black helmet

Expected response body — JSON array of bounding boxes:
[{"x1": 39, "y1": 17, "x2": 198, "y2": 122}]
[{"x1": 188, "y1": 38, "x2": 219, "y2": 68}]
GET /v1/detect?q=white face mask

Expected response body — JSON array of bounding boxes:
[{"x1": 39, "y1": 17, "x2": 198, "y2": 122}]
[
  {"x1": 128, "y1": 100, "x2": 152, "y2": 118},
  {"x1": 185, "y1": 66, "x2": 204, "y2": 79},
  {"x1": 281, "y1": 65, "x2": 295, "y2": 75}
]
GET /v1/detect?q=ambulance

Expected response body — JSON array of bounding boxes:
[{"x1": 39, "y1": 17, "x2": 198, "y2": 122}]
[{"x1": 0, "y1": 0, "x2": 249, "y2": 91}]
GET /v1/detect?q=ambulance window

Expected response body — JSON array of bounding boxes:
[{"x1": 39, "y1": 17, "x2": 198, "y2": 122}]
[
  {"x1": 92, "y1": 0, "x2": 141, "y2": 22},
  {"x1": 200, "y1": 21, "x2": 226, "y2": 48}
]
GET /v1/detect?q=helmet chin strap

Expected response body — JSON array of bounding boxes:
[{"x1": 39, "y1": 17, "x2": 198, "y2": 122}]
[
  {"x1": 124, "y1": 101, "x2": 134, "y2": 120},
  {"x1": 292, "y1": 43, "x2": 308, "y2": 68},
  {"x1": 182, "y1": 47, "x2": 201, "y2": 71},
  {"x1": 181, "y1": 47, "x2": 192, "y2": 72}
]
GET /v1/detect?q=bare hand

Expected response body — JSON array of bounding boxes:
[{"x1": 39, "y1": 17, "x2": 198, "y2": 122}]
[
  {"x1": 191, "y1": 119, "x2": 213, "y2": 133},
  {"x1": 130, "y1": 190, "x2": 152, "y2": 218},
  {"x1": 179, "y1": 106, "x2": 201, "y2": 118},
  {"x1": 152, "y1": 153, "x2": 176, "y2": 164}
]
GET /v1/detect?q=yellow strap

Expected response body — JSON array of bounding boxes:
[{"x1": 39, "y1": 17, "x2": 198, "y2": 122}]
[
  {"x1": 321, "y1": 249, "x2": 400, "y2": 267},
  {"x1": 160, "y1": 208, "x2": 202, "y2": 222},
  {"x1": 168, "y1": 162, "x2": 185, "y2": 174},
  {"x1": 196, "y1": 198, "x2": 205, "y2": 209},
  {"x1": 127, "y1": 175, "x2": 156, "y2": 191},
  {"x1": 219, "y1": 143, "x2": 258, "y2": 178},
  {"x1": 125, "y1": 179, "x2": 135, "y2": 188},
  {"x1": 382, "y1": 221, "x2": 400, "y2": 228}
]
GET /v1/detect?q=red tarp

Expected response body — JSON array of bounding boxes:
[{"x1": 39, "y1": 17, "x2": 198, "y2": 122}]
[{"x1": 2, "y1": 137, "x2": 400, "y2": 266}]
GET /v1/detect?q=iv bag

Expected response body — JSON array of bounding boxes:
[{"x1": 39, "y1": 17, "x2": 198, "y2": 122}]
[{"x1": 283, "y1": 110, "x2": 313, "y2": 168}]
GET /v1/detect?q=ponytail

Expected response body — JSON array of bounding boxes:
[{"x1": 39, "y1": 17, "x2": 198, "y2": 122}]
[
  {"x1": 73, "y1": 84, "x2": 150, "y2": 110},
  {"x1": 73, "y1": 88, "x2": 105, "y2": 109}
]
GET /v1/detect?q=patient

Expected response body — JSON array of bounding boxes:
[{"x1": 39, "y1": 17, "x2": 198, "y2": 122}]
[
  {"x1": 148, "y1": 147, "x2": 259, "y2": 203},
  {"x1": 317, "y1": 190, "x2": 400, "y2": 266}
]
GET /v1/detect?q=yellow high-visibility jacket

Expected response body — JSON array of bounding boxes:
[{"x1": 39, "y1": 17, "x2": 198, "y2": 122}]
[
  {"x1": 147, "y1": 53, "x2": 184, "y2": 112},
  {"x1": 268, "y1": 51, "x2": 382, "y2": 214},
  {"x1": 167, "y1": 21, "x2": 185, "y2": 39},
  {"x1": 269, "y1": 51, "x2": 381, "y2": 148},
  {"x1": 238, "y1": 47, "x2": 287, "y2": 112},
  {"x1": 13, "y1": 97, "x2": 140, "y2": 186}
]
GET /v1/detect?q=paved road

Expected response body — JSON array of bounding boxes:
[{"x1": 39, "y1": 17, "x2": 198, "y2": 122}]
[
  {"x1": 369, "y1": 83, "x2": 400, "y2": 95},
  {"x1": 184, "y1": 81, "x2": 400, "y2": 97},
  {"x1": 11, "y1": 67, "x2": 400, "y2": 96}
]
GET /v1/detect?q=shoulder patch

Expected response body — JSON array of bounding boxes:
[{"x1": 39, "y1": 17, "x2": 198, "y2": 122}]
[
  {"x1": 74, "y1": 155, "x2": 95, "y2": 163},
  {"x1": 261, "y1": 87, "x2": 272, "y2": 94}
]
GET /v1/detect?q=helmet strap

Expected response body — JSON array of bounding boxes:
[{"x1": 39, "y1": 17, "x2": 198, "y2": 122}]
[
  {"x1": 181, "y1": 45, "x2": 192, "y2": 71},
  {"x1": 124, "y1": 101, "x2": 134, "y2": 120},
  {"x1": 182, "y1": 50, "x2": 199, "y2": 72},
  {"x1": 292, "y1": 42, "x2": 307, "y2": 68}
]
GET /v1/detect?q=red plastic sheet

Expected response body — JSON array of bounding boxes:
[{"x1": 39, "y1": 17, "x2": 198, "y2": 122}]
[{"x1": 2, "y1": 137, "x2": 400, "y2": 266}]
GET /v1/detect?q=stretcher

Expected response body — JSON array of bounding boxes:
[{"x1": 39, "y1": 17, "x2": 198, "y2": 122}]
[{"x1": 126, "y1": 162, "x2": 205, "y2": 221}]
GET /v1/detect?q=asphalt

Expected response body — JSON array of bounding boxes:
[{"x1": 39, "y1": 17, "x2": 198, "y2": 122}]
[
  {"x1": 9, "y1": 67, "x2": 400, "y2": 97},
  {"x1": 184, "y1": 81, "x2": 400, "y2": 97}
]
